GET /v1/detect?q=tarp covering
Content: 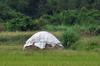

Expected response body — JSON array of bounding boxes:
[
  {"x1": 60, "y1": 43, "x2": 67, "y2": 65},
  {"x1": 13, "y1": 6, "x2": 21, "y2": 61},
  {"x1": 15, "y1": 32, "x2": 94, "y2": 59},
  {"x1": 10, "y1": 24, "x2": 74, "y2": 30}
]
[{"x1": 24, "y1": 31, "x2": 63, "y2": 49}]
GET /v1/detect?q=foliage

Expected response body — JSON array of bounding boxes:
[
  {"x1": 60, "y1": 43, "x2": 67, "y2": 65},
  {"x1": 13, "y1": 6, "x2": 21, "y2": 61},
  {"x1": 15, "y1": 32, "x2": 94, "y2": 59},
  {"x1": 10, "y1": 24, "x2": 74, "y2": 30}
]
[
  {"x1": 38, "y1": 9, "x2": 100, "y2": 26},
  {"x1": 71, "y1": 36, "x2": 100, "y2": 51},
  {"x1": 32, "y1": 16, "x2": 48, "y2": 30},
  {"x1": 95, "y1": 26, "x2": 100, "y2": 35},
  {"x1": 1, "y1": 0, "x2": 100, "y2": 19},
  {"x1": 0, "y1": 32, "x2": 33, "y2": 45},
  {"x1": 43, "y1": 25, "x2": 68, "y2": 31},
  {"x1": 0, "y1": 0, "x2": 100, "y2": 31},
  {"x1": 0, "y1": 3, "x2": 26, "y2": 22},
  {"x1": 5, "y1": 16, "x2": 33, "y2": 31},
  {"x1": 0, "y1": 31, "x2": 61, "y2": 45},
  {"x1": 0, "y1": 23, "x2": 5, "y2": 31},
  {"x1": 0, "y1": 31, "x2": 100, "y2": 51},
  {"x1": 62, "y1": 28, "x2": 80, "y2": 48},
  {"x1": 0, "y1": 4, "x2": 13, "y2": 22}
]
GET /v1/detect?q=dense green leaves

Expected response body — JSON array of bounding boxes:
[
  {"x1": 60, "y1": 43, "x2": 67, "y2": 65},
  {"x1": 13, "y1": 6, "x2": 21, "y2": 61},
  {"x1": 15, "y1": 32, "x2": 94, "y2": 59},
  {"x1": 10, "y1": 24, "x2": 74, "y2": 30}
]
[
  {"x1": 1, "y1": 0, "x2": 100, "y2": 18},
  {"x1": 5, "y1": 16, "x2": 33, "y2": 31},
  {"x1": 0, "y1": 0, "x2": 100, "y2": 31},
  {"x1": 62, "y1": 28, "x2": 80, "y2": 48}
]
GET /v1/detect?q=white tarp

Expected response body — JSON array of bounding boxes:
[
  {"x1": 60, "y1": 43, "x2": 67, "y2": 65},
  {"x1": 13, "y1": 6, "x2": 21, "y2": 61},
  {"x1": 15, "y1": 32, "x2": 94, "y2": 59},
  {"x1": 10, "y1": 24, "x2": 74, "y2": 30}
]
[
  {"x1": 34, "y1": 42, "x2": 45, "y2": 49},
  {"x1": 24, "y1": 31, "x2": 63, "y2": 49}
]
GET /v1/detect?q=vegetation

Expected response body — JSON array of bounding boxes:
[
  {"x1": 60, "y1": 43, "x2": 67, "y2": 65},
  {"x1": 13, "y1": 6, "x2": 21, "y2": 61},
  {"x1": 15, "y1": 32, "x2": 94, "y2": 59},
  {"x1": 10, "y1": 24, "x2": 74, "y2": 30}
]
[
  {"x1": 62, "y1": 28, "x2": 80, "y2": 48},
  {"x1": 0, "y1": 31, "x2": 61, "y2": 45},
  {"x1": 71, "y1": 36, "x2": 100, "y2": 51},
  {"x1": 5, "y1": 16, "x2": 34, "y2": 31},
  {"x1": 0, "y1": 0, "x2": 100, "y2": 65},
  {"x1": 0, "y1": 0, "x2": 100, "y2": 31},
  {"x1": 0, "y1": 44, "x2": 100, "y2": 66},
  {"x1": 0, "y1": 31, "x2": 100, "y2": 51},
  {"x1": 0, "y1": 31, "x2": 100, "y2": 66}
]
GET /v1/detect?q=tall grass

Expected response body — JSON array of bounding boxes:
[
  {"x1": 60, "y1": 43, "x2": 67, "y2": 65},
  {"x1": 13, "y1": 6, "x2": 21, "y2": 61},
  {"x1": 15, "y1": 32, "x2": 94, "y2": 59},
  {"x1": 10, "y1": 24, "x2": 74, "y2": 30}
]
[
  {"x1": 62, "y1": 28, "x2": 80, "y2": 48},
  {"x1": 0, "y1": 32, "x2": 33, "y2": 45},
  {"x1": 0, "y1": 31, "x2": 100, "y2": 51},
  {"x1": 71, "y1": 36, "x2": 100, "y2": 51},
  {"x1": 42, "y1": 25, "x2": 68, "y2": 31},
  {"x1": 0, "y1": 31, "x2": 62, "y2": 45}
]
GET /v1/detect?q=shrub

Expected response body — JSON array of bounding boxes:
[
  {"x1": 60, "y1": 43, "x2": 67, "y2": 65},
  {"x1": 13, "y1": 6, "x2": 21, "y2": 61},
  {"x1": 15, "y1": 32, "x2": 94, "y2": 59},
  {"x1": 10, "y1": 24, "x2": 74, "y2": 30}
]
[
  {"x1": 95, "y1": 26, "x2": 100, "y2": 35},
  {"x1": 32, "y1": 16, "x2": 48, "y2": 30},
  {"x1": 76, "y1": 24, "x2": 100, "y2": 36},
  {"x1": 43, "y1": 25, "x2": 68, "y2": 31},
  {"x1": 0, "y1": 23, "x2": 5, "y2": 31},
  {"x1": 5, "y1": 16, "x2": 33, "y2": 31},
  {"x1": 0, "y1": 32, "x2": 33, "y2": 45},
  {"x1": 88, "y1": 25, "x2": 97, "y2": 36},
  {"x1": 43, "y1": 25, "x2": 57, "y2": 31},
  {"x1": 71, "y1": 36, "x2": 100, "y2": 51},
  {"x1": 46, "y1": 10, "x2": 78, "y2": 25},
  {"x1": 62, "y1": 28, "x2": 80, "y2": 48}
]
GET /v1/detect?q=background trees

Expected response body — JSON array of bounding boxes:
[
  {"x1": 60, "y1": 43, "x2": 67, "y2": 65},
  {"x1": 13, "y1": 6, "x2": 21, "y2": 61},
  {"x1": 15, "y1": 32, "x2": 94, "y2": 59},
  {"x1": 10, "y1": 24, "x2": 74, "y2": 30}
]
[{"x1": 0, "y1": 0, "x2": 100, "y2": 31}]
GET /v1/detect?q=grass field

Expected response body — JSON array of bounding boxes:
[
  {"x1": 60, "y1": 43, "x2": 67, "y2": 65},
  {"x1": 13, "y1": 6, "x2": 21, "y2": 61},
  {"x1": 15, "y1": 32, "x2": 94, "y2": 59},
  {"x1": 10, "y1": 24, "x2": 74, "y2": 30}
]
[
  {"x1": 0, "y1": 32, "x2": 100, "y2": 66},
  {"x1": 0, "y1": 45, "x2": 100, "y2": 66}
]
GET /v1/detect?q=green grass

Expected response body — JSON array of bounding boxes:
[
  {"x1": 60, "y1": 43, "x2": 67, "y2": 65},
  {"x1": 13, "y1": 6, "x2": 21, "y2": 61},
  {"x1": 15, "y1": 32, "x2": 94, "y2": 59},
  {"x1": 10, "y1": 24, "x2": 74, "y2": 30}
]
[
  {"x1": 0, "y1": 32, "x2": 100, "y2": 66},
  {"x1": 0, "y1": 45, "x2": 100, "y2": 66},
  {"x1": 71, "y1": 36, "x2": 100, "y2": 51}
]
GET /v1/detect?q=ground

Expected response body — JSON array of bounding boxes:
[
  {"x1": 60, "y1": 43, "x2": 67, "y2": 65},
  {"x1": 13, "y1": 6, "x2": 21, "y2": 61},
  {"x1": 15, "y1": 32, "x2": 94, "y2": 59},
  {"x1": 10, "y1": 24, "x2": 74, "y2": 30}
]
[{"x1": 0, "y1": 45, "x2": 100, "y2": 66}]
